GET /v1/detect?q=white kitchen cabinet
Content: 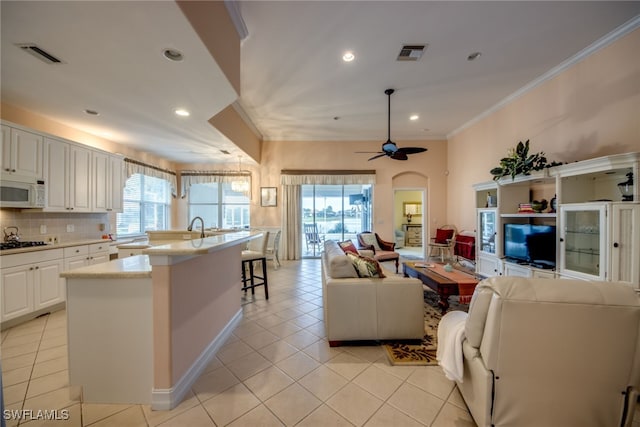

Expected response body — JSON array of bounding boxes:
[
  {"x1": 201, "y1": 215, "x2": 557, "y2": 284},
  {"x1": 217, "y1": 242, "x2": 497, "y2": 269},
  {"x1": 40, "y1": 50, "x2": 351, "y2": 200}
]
[
  {"x1": 1, "y1": 124, "x2": 44, "y2": 182},
  {"x1": 64, "y1": 243, "x2": 110, "y2": 270},
  {"x1": 93, "y1": 151, "x2": 124, "y2": 212},
  {"x1": 45, "y1": 137, "x2": 92, "y2": 212},
  {"x1": 1, "y1": 249, "x2": 64, "y2": 322}
]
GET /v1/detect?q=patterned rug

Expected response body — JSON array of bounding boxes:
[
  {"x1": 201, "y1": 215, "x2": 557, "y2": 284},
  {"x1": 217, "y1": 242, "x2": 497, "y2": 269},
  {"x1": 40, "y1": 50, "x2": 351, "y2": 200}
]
[{"x1": 383, "y1": 290, "x2": 467, "y2": 366}]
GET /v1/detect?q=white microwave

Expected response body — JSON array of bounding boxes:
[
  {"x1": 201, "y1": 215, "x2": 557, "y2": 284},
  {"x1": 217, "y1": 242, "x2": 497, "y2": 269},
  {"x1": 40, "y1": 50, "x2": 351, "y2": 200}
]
[{"x1": 0, "y1": 180, "x2": 45, "y2": 208}]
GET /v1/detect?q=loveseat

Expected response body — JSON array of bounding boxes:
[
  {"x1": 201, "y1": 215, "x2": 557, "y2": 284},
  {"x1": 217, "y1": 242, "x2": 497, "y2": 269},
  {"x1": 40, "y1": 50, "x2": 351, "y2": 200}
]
[
  {"x1": 440, "y1": 276, "x2": 640, "y2": 427},
  {"x1": 321, "y1": 240, "x2": 424, "y2": 346}
]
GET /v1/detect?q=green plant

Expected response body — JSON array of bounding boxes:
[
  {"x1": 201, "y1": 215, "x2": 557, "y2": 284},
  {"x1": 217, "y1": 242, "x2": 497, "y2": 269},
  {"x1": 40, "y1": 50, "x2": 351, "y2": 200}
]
[{"x1": 490, "y1": 140, "x2": 561, "y2": 181}]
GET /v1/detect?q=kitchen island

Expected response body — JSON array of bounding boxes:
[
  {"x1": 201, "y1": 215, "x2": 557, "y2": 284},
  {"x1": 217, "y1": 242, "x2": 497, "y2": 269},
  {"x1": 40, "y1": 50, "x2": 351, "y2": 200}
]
[{"x1": 60, "y1": 231, "x2": 260, "y2": 409}]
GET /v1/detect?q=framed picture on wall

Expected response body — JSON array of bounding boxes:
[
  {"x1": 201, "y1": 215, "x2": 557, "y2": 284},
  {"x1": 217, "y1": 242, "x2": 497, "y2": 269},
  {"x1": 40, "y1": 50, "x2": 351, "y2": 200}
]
[{"x1": 261, "y1": 187, "x2": 277, "y2": 207}]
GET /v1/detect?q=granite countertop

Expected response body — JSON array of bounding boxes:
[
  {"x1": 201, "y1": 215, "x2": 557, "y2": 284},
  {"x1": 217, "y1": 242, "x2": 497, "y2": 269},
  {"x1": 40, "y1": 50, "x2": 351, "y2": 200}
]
[
  {"x1": 0, "y1": 238, "x2": 113, "y2": 256},
  {"x1": 60, "y1": 255, "x2": 152, "y2": 279},
  {"x1": 144, "y1": 231, "x2": 260, "y2": 256}
]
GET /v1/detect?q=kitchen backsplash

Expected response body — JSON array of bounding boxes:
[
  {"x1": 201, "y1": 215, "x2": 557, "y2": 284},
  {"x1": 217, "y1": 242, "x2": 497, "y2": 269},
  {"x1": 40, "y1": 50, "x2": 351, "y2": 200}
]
[{"x1": 0, "y1": 210, "x2": 117, "y2": 243}]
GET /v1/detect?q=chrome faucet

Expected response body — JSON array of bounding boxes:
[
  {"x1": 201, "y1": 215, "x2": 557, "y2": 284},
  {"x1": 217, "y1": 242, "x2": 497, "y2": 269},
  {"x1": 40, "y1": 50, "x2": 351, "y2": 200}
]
[{"x1": 187, "y1": 216, "x2": 205, "y2": 238}]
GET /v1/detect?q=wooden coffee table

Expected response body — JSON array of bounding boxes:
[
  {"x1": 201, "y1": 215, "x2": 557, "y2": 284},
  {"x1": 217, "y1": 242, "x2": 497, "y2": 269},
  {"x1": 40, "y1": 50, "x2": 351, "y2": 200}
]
[{"x1": 403, "y1": 262, "x2": 479, "y2": 314}]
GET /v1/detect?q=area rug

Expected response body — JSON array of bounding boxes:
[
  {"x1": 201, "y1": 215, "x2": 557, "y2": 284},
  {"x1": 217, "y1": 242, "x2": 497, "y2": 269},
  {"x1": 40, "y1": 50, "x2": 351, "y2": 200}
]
[{"x1": 383, "y1": 290, "x2": 467, "y2": 366}]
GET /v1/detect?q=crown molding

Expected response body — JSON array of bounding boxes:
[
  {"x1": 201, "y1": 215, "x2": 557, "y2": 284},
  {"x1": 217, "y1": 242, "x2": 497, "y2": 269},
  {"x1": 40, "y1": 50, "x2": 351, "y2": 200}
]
[{"x1": 448, "y1": 14, "x2": 640, "y2": 139}]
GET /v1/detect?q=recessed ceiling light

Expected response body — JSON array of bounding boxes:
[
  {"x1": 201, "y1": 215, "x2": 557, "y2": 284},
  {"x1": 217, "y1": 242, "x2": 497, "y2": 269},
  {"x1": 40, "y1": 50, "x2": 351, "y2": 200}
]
[
  {"x1": 174, "y1": 109, "x2": 190, "y2": 117},
  {"x1": 84, "y1": 109, "x2": 99, "y2": 116},
  {"x1": 409, "y1": 115, "x2": 419, "y2": 121},
  {"x1": 467, "y1": 51, "x2": 482, "y2": 61},
  {"x1": 163, "y1": 48, "x2": 184, "y2": 62},
  {"x1": 342, "y1": 51, "x2": 355, "y2": 62}
]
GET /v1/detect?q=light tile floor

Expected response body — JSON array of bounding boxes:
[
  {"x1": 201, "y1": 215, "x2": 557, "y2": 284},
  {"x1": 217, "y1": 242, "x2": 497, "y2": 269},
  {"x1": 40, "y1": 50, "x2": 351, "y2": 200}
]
[{"x1": 1, "y1": 259, "x2": 639, "y2": 427}]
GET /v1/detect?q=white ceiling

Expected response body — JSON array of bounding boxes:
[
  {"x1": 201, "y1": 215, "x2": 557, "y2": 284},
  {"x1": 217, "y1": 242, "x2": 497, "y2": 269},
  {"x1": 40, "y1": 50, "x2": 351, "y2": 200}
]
[{"x1": 2, "y1": 1, "x2": 639, "y2": 164}]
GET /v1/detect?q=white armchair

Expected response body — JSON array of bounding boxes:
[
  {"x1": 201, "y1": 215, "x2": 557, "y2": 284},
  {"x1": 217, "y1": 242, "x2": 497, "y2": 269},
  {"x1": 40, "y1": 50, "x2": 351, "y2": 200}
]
[{"x1": 440, "y1": 277, "x2": 640, "y2": 427}]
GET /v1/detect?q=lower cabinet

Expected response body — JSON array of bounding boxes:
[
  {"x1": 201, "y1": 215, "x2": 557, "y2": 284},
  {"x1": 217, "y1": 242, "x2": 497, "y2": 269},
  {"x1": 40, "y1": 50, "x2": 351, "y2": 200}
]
[
  {"x1": 477, "y1": 253, "x2": 502, "y2": 277},
  {"x1": 1, "y1": 249, "x2": 64, "y2": 322},
  {"x1": 502, "y1": 262, "x2": 532, "y2": 278},
  {"x1": 1, "y1": 243, "x2": 111, "y2": 324}
]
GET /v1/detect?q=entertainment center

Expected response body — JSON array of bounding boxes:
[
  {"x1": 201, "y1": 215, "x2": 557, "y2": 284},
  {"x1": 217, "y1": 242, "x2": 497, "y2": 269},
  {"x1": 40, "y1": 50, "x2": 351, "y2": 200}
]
[{"x1": 474, "y1": 152, "x2": 639, "y2": 289}]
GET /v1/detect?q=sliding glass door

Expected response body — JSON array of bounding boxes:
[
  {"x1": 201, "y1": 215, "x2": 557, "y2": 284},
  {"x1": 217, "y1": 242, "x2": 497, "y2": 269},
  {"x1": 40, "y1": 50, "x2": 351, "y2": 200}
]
[{"x1": 301, "y1": 184, "x2": 372, "y2": 257}]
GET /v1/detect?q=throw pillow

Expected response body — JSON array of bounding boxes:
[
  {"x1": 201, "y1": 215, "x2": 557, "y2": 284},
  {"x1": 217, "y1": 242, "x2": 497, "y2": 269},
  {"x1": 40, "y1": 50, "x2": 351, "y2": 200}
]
[
  {"x1": 359, "y1": 233, "x2": 381, "y2": 251},
  {"x1": 435, "y1": 228, "x2": 454, "y2": 244},
  {"x1": 338, "y1": 240, "x2": 359, "y2": 255},
  {"x1": 346, "y1": 253, "x2": 386, "y2": 278}
]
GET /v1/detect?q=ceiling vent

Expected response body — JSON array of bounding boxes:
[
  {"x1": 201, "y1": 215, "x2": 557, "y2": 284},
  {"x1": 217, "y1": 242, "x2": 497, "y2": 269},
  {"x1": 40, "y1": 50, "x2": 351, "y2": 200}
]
[
  {"x1": 16, "y1": 44, "x2": 63, "y2": 64},
  {"x1": 397, "y1": 44, "x2": 427, "y2": 61}
]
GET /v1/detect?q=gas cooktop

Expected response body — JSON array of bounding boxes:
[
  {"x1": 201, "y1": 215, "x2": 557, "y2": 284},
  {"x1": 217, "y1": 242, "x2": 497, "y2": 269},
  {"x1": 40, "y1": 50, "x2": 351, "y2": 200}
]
[{"x1": 0, "y1": 241, "x2": 48, "y2": 251}]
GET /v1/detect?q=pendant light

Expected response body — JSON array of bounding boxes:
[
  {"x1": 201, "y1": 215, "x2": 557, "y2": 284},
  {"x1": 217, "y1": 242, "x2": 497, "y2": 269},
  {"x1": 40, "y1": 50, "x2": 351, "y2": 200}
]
[{"x1": 231, "y1": 156, "x2": 250, "y2": 194}]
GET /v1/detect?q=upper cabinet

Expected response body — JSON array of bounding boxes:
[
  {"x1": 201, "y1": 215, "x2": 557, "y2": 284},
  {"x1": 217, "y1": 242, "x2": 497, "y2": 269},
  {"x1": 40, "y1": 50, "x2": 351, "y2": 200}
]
[
  {"x1": 1, "y1": 124, "x2": 44, "y2": 182},
  {"x1": 45, "y1": 138, "x2": 92, "y2": 212},
  {"x1": 92, "y1": 151, "x2": 124, "y2": 212}
]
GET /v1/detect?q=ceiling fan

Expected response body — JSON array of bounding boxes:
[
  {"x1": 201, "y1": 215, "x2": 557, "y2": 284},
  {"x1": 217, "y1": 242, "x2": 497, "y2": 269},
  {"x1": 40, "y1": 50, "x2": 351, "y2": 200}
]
[{"x1": 357, "y1": 89, "x2": 428, "y2": 161}]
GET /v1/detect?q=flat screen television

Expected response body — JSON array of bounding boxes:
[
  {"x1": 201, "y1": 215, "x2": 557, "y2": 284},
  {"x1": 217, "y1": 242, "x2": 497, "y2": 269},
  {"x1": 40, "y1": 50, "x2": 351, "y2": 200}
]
[{"x1": 503, "y1": 223, "x2": 556, "y2": 269}]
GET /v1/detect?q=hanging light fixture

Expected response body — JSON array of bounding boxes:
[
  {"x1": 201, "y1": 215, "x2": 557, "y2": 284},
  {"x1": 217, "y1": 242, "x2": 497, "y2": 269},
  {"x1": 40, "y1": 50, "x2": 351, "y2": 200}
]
[
  {"x1": 617, "y1": 172, "x2": 634, "y2": 201},
  {"x1": 231, "y1": 156, "x2": 250, "y2": 194}
]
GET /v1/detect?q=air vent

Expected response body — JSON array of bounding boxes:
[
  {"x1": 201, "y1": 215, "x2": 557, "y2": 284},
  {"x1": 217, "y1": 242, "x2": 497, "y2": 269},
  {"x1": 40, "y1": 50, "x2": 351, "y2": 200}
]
[
  {"x1": 16, "y1": 44, "x2": 63, "y2": 64},
  {"x1": 397, "y1": 44, "x2": 427, "y2": 61}
]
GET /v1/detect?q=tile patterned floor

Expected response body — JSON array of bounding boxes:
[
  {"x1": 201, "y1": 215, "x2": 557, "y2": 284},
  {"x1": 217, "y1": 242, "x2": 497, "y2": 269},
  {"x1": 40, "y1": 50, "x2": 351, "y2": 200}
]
[{"x1": 1, "y1": 259, "x2": 639, "y2": 426}]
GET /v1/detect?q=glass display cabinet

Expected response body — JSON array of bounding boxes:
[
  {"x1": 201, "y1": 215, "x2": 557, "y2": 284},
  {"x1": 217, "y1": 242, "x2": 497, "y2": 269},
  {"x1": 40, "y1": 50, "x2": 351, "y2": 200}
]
[
  {"x1": 477, "y1": 208, "x2": 497, "y2": 255},
  {"x1": 559, "y1": 203, "x2": 606, "y2": 280}
]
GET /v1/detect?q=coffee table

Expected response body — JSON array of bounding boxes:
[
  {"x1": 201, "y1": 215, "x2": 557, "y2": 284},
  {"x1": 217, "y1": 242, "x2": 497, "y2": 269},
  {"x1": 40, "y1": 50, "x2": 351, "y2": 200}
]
[{"x1": 403, "y1": 262, "x2": 479, "y2": 314}]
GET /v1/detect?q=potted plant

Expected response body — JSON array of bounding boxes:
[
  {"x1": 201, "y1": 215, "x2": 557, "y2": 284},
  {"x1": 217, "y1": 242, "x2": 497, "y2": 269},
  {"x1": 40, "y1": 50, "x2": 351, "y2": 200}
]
[{"x1": 490, "y1": 140, "x2": 561, "y2": 181}]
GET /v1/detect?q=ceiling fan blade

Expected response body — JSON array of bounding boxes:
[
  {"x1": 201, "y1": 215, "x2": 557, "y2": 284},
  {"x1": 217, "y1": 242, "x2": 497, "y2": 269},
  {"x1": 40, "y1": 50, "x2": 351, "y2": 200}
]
[
  {"x1": 355, "y1": 151, "x2": 384, "y2": 154},
  {"x1": 368, "y1": 153, "x2": 388, "y2": 161},
  {"x1": 397, "y1": 147, "x2": 428, "y2": 155},
  {"x1": 391, "y1": 151, "x2": 408, "y2": 160}
]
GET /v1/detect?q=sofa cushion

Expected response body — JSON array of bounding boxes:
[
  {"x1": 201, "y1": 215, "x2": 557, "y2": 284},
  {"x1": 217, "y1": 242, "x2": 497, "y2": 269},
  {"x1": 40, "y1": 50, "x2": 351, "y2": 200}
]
[
  {"x1": 338, "y1": 240, "x2": 359, "y2": 255},
  {"x1": 346, "y1": 253, "x2": 386, "y2": 278},
  {"x1": 324, "y1": 240, "x2": 359, "y2": 278}
]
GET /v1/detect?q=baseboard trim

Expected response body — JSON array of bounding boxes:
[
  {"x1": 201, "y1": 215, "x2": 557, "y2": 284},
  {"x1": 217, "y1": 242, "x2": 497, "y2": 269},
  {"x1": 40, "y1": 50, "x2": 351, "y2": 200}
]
[{"x1": 151, "y1": 308, "x2": 243, "y2": 410}]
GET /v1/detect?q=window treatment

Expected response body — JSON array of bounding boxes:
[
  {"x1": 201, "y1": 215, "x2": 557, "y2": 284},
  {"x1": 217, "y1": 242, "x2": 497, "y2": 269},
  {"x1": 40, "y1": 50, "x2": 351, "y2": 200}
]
[
  {"x1": 124, "y1": 158, "x2": 177, "y2": 197},
  {"x1": 180, "y1": 171, "x2": 251, "y2": 198},
  {"x1": 279, "y1": 170, "x2": 376, "y2": 259}
]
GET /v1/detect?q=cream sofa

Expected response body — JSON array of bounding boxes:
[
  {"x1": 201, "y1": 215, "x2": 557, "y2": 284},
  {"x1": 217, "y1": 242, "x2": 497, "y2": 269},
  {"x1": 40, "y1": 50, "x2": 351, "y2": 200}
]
[
  {"x1": 321, "y1": 240, "x2": 424, "y2": 346},
  {"x1": 447, "y1": 276, "x2": 640, "y2": 427}
]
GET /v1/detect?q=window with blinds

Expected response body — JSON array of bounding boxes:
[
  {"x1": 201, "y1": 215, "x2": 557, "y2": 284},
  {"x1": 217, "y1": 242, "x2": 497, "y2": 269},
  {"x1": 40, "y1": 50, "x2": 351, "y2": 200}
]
[{"x1": 116, "y1": 173, "x2": 171, "y2": 236}]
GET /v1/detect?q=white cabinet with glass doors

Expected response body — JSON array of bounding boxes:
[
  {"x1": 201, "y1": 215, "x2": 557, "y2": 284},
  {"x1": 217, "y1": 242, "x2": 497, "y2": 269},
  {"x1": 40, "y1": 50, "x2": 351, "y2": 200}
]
[{"x1": 559, "y1": 202, "x2": 639, "y2": 287}]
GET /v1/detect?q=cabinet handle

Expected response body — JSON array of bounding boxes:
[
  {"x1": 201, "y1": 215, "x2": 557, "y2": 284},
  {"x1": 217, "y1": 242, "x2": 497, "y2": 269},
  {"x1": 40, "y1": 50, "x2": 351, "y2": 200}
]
[
  {"x1": 559, "y1": 238, "x2": 564, "y2": 242},
  {"x1": 613, "y1": 242, "x2": 619, "y2": 248},
  {"x1": 4, "y1": 168, "x2": 10, "y2": 171},
  {"x1": 12, "y1": 169, "x2": 16, "y2": 172},
  {"x1": 35, "y1": 266, "x2": 39, "y2": 270},
  {"x1": 29, "y1": 267, "x2": 34, "y2": 270}
]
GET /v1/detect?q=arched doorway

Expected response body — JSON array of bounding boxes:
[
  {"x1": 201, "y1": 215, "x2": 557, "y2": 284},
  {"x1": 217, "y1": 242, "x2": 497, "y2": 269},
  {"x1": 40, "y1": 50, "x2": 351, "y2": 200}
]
[{"x1": 392, "y1": 172, "x2": 428, "y2": 260}]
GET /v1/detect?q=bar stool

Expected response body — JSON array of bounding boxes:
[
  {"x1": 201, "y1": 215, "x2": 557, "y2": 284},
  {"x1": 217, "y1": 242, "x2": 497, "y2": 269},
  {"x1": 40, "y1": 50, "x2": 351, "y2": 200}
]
[{"x1": 241, "y1": 231, "x2": 270, "y2": 299}]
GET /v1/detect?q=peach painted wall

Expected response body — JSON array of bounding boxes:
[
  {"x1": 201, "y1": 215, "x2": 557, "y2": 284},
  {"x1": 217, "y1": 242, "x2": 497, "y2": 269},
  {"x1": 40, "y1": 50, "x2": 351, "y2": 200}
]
[
  {"x1": 259, "y1": 139, "x2": 448, "y2": 239},
  {"x1": 447, "y1": 28, "x2": 640, "y2": 232},
  {"x1": 177, "y1": 0, "x2": 241, "y2": 95},
  {"x1": 208, "y1": 105, "x2": 262, "y2": 164},
  {"x1": 151, "y1": 245, "x2": 242, "y2": 388}
]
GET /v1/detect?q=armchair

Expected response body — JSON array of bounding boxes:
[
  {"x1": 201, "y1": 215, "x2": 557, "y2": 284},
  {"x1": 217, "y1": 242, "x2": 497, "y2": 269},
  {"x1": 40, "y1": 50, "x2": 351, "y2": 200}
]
[
  {"x1": 428, "y1": 224, "x2": 457, "y2": 262},
  {"x1": 439, "y1": 276, "x2": 640, "y2": 427},
  {"x1": 356, "y1": 232, "x2": 400, "y2": 273}
]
